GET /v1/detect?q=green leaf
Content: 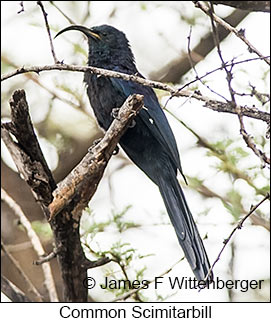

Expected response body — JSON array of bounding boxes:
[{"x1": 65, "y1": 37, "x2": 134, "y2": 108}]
[{"x1": 31, "y1": 221, "x2": 53, "y2": 240}]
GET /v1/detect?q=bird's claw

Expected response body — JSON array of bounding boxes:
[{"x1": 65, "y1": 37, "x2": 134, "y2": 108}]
[
  {"x1": 112, "y1": 145, "x2": 119, "y2": 155},
  {"x1": 88, "y1": 138, "x2": 102, "y2": 153},
  {"x1": 111, "y1": 108, "x2": 120, "y2": 120},
  {"x1": 128, "y1": 119, "x2": 136, "y2": 128}
]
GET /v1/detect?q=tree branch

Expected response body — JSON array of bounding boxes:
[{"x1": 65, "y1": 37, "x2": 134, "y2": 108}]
[
  {"x1": 37, "y1": 1, "x2": 60, "y2": 64},
  {"x1": 1, "y1": 275, "x2": 31, "y2": 302},
  {"x1": 204, "y1": 193, "x2": 270, "y2": 282},
  {"x1": 1, "y1": 63, "x2": 269, "y2": 124},
  {"x1": 150, "y1": 8, "x2": 249, "y2": 82},
  {"x1": 1, "y1": 89, "x2": 143, "y2": 301},
  {"x1": 211, "y1": 1, "x2": 270, "y2": 13},
  {"x1": 48, "y1": 93, "x2": 144, "y2": 220},
  {"x1": 1, "y1": 240, "x2": 43, "y2": 302},
  {"x1": 207, "y1": 2, "x2": 270, "y2": 165},
  {"x1": 112, "y1": 258, "x2": 184, "y2": 302},
  {"x1": 49, "y1": 1, "x2": 77, "y2": 25},
  {"x1": 1, "y1": 188, "x2": 58, "y2": 301},
  {"x1": 193, "y1": 1, "x2": 270, "y2": 65},
  {"x1": 33, "y1": 249, "x2": 57, "y2": 266}
]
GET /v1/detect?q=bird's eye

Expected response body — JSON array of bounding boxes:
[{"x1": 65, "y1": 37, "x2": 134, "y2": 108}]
[{"x1": 101, "y1": 32, "x2": 107, "y2": 37}]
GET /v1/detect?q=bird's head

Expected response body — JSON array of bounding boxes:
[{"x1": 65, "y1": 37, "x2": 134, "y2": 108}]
[{"x1": 55, "y1": 24, "x2": 136, "y2": 70}]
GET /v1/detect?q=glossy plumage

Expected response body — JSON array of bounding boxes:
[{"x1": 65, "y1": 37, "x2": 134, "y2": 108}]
[{"x1": 55, "y1": 24, "x2": 212, "y2": 282}]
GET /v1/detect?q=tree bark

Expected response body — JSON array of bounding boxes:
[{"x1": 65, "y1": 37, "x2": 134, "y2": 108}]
[
  {"x1": 211, "y1": 1, "x2": 270, "y2": 12},
  {"x1": 1, "y1": 275, "x2": 32, "y2": 302},
  {"x1": 1, "y1": 90, "x2": 144, "y2": 301}
]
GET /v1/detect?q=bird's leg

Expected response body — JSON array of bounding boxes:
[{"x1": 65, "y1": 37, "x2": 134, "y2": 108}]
[
  {"x1": 88, "y1": 138, "x2": 119, "y2": 155},
  {"x1": 128, "y1": 119, "x2": 136, "y2": 128},
  {"x1": 112, "y1": 145, "x2": 119, "y2": 155},
  {"x1": 111, "y1": 107, "x2": 120, "y2": 120},
  {"x1": 88, "y1": 138, "x2": 102, "y2": 153}
]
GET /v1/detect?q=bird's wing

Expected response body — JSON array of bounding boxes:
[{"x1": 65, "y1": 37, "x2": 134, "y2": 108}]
[{"x1": 110, "y1": 77, "x2": 184, "y2": 176}]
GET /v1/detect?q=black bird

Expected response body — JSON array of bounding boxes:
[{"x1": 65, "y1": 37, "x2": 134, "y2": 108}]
[{"x1": 55, "y1": 24, "x2": 212, "y2": 282}]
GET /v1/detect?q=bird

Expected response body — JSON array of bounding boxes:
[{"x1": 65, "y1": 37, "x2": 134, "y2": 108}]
[{"x1": 55, "y1": 24, "x2": 213, "y2": 283}]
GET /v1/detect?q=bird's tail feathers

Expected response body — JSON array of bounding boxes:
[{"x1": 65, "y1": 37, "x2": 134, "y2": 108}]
[{"x1": 158, "y1": 172, "x2": 213, "y2": 282}]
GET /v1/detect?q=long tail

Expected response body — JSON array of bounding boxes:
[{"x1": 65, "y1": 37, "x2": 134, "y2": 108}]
[{"x1": 158, "y1": 171, "x2": 213, "y2": 282}]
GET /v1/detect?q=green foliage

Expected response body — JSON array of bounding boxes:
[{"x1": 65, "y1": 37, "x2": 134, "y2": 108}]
[
  {"x1": 112, "y1": 205, "x2": 138, "y2": 232},
  {"x1": 140, "y1": 2, "x2": 147, "y2": 11},
  {"x1": 205, "y1": 137, "x2": 268, "y2": 197},
  {"x1": 223, "y1": 189, "x2": 243, "y2": 221},
  {"x1": 31, "y1": 220, "x2": 53, "y2": 240},
  {"x1": 82, "y1": 204, "x2": 140, "y2": 238},
  {"x1": 92, "y1": 240, "x2": 152, "y2": 299},
  {"x1": 81, "y1": 206, "x2": 157, "y2": 300}
]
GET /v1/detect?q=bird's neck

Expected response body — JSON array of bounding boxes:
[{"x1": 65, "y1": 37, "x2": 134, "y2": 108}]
[{"x1": 88, "y1": 46, "x2": 137, "y2": 73}]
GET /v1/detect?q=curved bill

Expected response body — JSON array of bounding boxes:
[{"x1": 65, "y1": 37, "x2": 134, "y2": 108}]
[{"x1": 54, "y1": 25, "x2": 101, "y2": 40}]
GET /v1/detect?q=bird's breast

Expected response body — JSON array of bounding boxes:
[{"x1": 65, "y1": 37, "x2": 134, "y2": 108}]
[{"x1": 84, "y1": 73, "x2": 126, "y2": 130}]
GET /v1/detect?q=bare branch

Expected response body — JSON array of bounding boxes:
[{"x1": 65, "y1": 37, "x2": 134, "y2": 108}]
[
  {"x1": 17, "y1": 1, "x2": 24, "y2": 14},
  {"x1": 37, "y1": 1, "x2": 60, "y2": 64},
  {"x1": 1, "y1": 188, "x2": 59, "y2": 302},
  {"x1": 194, "y1": 1, "x2": 270, "y2": 65},
  {"x1": 186, "y1": 26, "x2": 228, "y2": 101},
  {"x1": 238, "y1": 115, "x2": 270, "y2": 165},
  {"x1": 150, "y1": 8, "x2": 249, "y2": 82},
  {"x1": 112, "y1": 258, "x2": 184, "y2": 302},
  {"x1": 1, "y1": 55, "x2": 84, "y2": 111},
  {"x1": 167, "y1": 110, "x2": 268, "y2": 196},
  {"x1": 49, "y1": 1, "x2": 77, "y2": 25},
  {"x1": 250, "y1": 213, "x2": 270, "y2": 231},
  {"x1": 178, "y1": 56, "x2": 270, "y2": 93},
  {"x1": 1, "y1": 89, "x2": 143, "y2": 301},
  {"x1": 1, "y1": 239, "x2": 43, "y2": 302},
  {"x1": 1, "y1": 63, "x2": 269, "y2": 124},
  {"x1": 33, "y1": 249, "x2": 57, "y2": 266},
  {"x1": 208, "y1": 2, "x2": 270, "y2": 166},
  {"x1": 48, "y1": 94, "x2": 144, "y2": 220},
  {"x1": 204, "y1": 193, "x2": 270, "y2": 281},
  {"x1": 211, "y1": 1, "x2": 270, "y2": 13},
  {"x1": 1, "y1": 90, "x2": 87, "y2": 301},
  {"x1": 1, "y1": 275, "x2": 31, "y2": 302}
]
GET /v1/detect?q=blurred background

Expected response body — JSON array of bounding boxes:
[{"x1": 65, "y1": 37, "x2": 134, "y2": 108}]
[{"x1": 1, "y1": 1, "x2": 270, "y2": 302}]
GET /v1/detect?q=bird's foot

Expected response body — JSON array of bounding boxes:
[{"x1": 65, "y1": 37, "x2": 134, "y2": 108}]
[
  {"x1": 88, "y1": 138, "x2": 102, "y2": 153},
  {"x1": 111, "y1": 108, "x2": 120, "y2": 120},
  {"x1": 128, "y1": 119, "x2": 136, "y2": 128},
  {"x1": 112, "y1": 145, "x2": 119, "y2": 155}
]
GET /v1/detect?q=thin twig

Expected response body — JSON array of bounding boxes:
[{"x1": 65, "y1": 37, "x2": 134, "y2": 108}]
[
  {"x1": 49, "y1": 1, "x2": 76, "y2": 25},
  {"x1": 2, "y1": 54, "x2": 86, "y2": 111},
  {"x1": 238, "y1": 113, "x2": 270, "y2": 165},
  {"x1": 194, "y1": 1, "x2": 270, "y2": 65},
  {"x1": 1, "y1": 275, "x2": 32, "y2": 302},
  {"x1": 37, "y1": 1, "x2": 60, "y2": 64},
  {"x1": 33, "y1": 248, "x2": 57, "y2": 265},
  {"x1": 111, "y1": 258, "x2": 184, "y2": 302},
  {"x1": 187, "y1": 26, "x2": 228, "y2": 102},
  {"x1": 204, "y1": 193, "x2": 270, "y2": 281},
  {"x1": 249, "y1": 83, "x2": 270, "y2": 106},
  {"x1": 209, "y1": 2, "x2": 235, "y2": 101},
  {"x1": 1, "y1": 63, "x2": 269, "y2": 124},
  {"x1": 211, "y1": 1, "x2": 270, "y2": 13},
  {"x1": 17, "y1": 2, "x2": 24, "y2": 14},
  {"x1": 1, "y1": 188, "x2": 59, "y2": 302},
  {"x1": 208, "y1": 2, "x2": 270, "y2": 166},
  {"x1": 166, "y1": 108, "x2": 268, "y2": 197},
  {"x1": 1, "y1": 239, "x2": 43, "y2": 302},
  {"x1": 179, "y1": 55, "x2": 270, "y2": 91}
]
